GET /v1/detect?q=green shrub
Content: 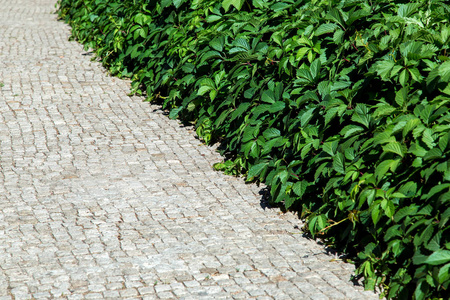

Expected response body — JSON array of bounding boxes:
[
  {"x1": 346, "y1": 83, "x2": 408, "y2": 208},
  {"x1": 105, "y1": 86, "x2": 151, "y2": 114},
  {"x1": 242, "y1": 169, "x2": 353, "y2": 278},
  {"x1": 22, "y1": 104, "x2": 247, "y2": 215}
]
[{"x1": 57, "y1": 0, "x2": 450, "y2": 298}]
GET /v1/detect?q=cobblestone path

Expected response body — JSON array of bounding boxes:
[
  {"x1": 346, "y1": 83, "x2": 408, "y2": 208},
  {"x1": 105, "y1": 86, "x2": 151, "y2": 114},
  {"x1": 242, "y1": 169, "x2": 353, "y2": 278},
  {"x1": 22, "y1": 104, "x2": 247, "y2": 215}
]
[{"x1": 0, "y1": 1, "x2": 381, "y2": 299}]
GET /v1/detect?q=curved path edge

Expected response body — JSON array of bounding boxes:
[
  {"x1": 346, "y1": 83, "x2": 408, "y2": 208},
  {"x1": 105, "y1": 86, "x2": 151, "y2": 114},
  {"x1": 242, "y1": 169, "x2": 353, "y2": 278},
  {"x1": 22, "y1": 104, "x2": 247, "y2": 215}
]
[{"x1": 0, "y1": 1, "x2": 381, "y2": 299}]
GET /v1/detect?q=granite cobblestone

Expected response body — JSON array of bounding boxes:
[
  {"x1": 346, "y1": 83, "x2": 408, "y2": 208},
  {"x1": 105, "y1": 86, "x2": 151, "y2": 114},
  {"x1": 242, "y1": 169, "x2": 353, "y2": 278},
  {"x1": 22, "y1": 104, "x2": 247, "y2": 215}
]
[{"x1": 0, "y1": 0, "x2": 381, "y2": 299}]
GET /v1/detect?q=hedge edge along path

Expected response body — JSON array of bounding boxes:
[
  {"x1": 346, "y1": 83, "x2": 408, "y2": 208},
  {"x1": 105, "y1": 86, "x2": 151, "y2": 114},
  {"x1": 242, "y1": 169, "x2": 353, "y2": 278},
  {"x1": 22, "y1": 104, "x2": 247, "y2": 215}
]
[{"x1": 57, "y1": 0, "x2": 450, "y2": 299}]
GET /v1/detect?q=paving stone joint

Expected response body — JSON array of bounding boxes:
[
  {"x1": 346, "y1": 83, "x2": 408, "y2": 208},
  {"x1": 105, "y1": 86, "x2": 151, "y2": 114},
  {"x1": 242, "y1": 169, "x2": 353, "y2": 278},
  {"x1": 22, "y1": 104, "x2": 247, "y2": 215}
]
[{"x1": 0, "y1": 1, "x2": 381, "y2": 299}]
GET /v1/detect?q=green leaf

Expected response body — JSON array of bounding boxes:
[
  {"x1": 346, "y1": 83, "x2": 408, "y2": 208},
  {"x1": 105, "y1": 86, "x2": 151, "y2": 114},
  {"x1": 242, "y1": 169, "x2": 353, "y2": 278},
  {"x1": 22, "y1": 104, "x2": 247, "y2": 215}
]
[
  {"x1": 383, "y1": 141, "x2": 405, "y2": 157},
  {"x1": 325, "y1": 8, "x2": 344, "y2": 27},
  {"x1": 403, "y1": 118, "x2": 421, "y2": 137},
  {"x1": 198, "y1": 85, "x2": 213, "y2": 96},
  {"x1": 333, "y1": 152, "x2": 345, "y2": 174},
  {"x1": 293, "y1": 180, "x2": 309, "y2": 197},
  {"x1": 439, "y1": 133, "x2": 449, "y2": 151},
  {"x1": 420, "y1": 105, "x2": 435, "y2": 125},
  {"x1": 300, "y1": 108, "x2": 316, "y2": 127},
  {"x1": 173, "y1": 0, "x2": 185, "y2": 9},
  {"x1": 297, "y1": 69, "x2": 313, "y2": 82},
  {"x1": 375, "y1": 159, "x2": 400, "y2": 181},
  {"x1": 413, "y1": 250, "x2": 429, "y2": 265},
  {"x1": 233, "y1": 38, "x2": 250, "y2": 51},
  {"x1": 209, "y1": 36, "x2": 225, "y2": 51},
  {"x1": 271, "y1": 2, "x2": 290, "y2": 12},
  {"x1": 340, "y1": 125, "x2": 364, "y2": 138},
  {"x1": 214, "y1": 70, "x2": 225, "y2": 87},
  {"x1": 284, "y1": 195, "x2": 296, "y2": 209},
  {"x1": 395, "y1": 87, "x2": 408, "y2": 107},
  {"x1": 206, "y1": 14, "x2": 222, "y2": 23},
  {"x1": 169, "y1": 106, "x2": 183, "y2": 119},
  {"x1": 351, "y1": 104, "x2": 371, "y2": 128},
  {"x1": 384, "y1": 200, "x2": 395, "y2": 218},
  {"x1": 424, "y1": 250, "x2": 450, "y2": 265},
  {"x1": 426, "y1": 231, "x2": 442, "y2": 252},
  {"x1": 160, "y1": 0, "x2": 172, "y2": 9},
  {"x1": 209, "y1": 89, "x2": 218, "y2": 101},
  {"x1": 399, "y1": 69, "x2": 410, "y2": 87},
  {"x1": 422, "y1": 130, "x2": 436, "y2": 150},
  {"x1": 268, "y1": 101, "x2": 285, "y2": 113},
  {"x1": 181, "y1": 63, "x2": 195, "y2": 73},
  {"x1": 423, "y1": 148, "x2": 443, "y2": 161},
  {"x1": 384, "y1": 225, "x2": 401, "y2": 242},
  {"x1": 438, "y1": 263, "x2": 450, "y2": 284},
  {"x1": 373, "y1": 60, "x2": 395, "y2": 80},
  {"x1": 372, "y1": 203, "x2": 382, "y2": 226},
  {"x1": 222, "y1": 0, "x2": 245, "y2": 12},
  {"x1": 414, "y1": 223, "x2": 434, "y2": 247},
  {"x1": 323, "y1": 140, "x2": 338, "y2": 156},
  {"x1": 414, "y1": 280, "x2": 428, "y2": 300},
  {"x1": 374, "y1": 105, "x2": 396, "y2": 118},
  {"x1": 261, "y1": 90, "x2": 276, "y2": 104},
  {"x1": 398, "y1": 3, "x2": 420, "y2": 18},
  {"x1": 439, "y1": 61, "x2": 450, "y2": 82},
  {"x1": 296, "y1": 47, "x2": 310, "y2": 61},
  {"x1": 230, "y1": 102, "x2": 251, "y2": 121},
  {"x1": 247, "y1": 162, "x2": 268, "y2": 179},
  {"x1": 409, "y1": 68, "x2": 422, "y2": 82},
  {"x1": 200, "y1": 51, "x2": 222, "y2": 64},
  {"x1": 310, "y1": 59, "x2": 321, "y2": 80},
  {"x1": 263, "y1": 128, "x2": 280, "y2": 140},
  {"x1": 315, "y1": 23, "x2": 339, "y2": 36},
  {"x1": 394, "y1": 205, "x2": 418, "y2": 222}
]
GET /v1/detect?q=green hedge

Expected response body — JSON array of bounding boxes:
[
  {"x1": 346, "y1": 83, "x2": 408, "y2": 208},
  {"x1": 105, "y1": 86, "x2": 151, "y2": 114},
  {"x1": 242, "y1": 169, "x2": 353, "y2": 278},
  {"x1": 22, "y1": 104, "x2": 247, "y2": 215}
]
[{"x1": 57, "y1": 0, "x2": 450, "y2": 298}]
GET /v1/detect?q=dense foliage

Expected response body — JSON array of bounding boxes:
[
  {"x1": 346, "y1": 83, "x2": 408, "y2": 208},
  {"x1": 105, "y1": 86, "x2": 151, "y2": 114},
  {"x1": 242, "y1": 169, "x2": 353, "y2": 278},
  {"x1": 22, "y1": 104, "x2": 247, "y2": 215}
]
[{"x1": 57, "y1": 0, "x2": 450, "y2": 298}]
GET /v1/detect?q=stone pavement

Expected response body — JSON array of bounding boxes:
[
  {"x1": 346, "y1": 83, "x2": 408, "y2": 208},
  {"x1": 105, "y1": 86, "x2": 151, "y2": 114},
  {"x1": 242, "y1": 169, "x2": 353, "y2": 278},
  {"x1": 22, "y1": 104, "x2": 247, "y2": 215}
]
[{"x1": 0, "y1": 0, "x2": 381, "y2": 299}]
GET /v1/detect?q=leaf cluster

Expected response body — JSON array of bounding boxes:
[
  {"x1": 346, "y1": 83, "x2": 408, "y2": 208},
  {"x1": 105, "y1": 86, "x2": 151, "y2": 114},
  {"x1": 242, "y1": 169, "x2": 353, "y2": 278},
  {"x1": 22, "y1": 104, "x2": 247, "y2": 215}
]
[{"x1": 57, "y1": 0, "x2": 450, "y2": 298}]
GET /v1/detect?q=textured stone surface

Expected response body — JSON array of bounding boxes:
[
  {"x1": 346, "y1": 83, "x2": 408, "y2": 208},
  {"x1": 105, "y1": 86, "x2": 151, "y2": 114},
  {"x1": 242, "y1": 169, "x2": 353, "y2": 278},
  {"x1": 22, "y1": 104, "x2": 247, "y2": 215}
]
[{"x1": 0, "y1": 0, "x2": 381, "y2": 299}]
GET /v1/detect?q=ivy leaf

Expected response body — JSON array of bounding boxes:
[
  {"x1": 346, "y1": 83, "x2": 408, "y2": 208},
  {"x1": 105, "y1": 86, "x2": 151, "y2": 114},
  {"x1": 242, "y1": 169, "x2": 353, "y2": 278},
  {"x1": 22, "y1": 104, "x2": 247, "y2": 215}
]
[
  {"x1": 373, "y1": 60, "x2": 396, "y2": 80},
  {"x1": 383, "y1": 142, "x2": 405, "y2": 157},
  {"x1": 374, "y1": 105, "x2": 396, "y2": 118},
  {"x1": 310, "y1": 59, "x2": 321, "y2": 80},
  {"x1": 268, "y1": 101, "x2": 285, "y2": 113},
  {"x1": 351, "y1": 104, "x2": 371, "y2": 128},
  {"x1": 293, "y1": 180, "x2": 309, "y2": 197},
  {"x1": 315, "y1": 23, "x2": 339, "y2": 36},
  {"x1": 200, "y1": 51, "x2": 223, "y2": 64},
  {"x1": 230, "y1": 102, "x2": 251, "y2": 121},
  {"x1": 438, "y1": 263, "x2": 450, "y2": 284},
  {"x1": 333, "y1": 152, "x2": 345, "y2": 174},
  {"x1": 247, "y1": 162, "x2": 268, "y2": 180},
  {"x1": 173, "y1": 0, "x2": 186, "y2": 8},
  {"x1": 209, "y1": 36, "x2": 225, "y2": 51},
  {"x1": 323, "y1": 140, "x2": 338, "y2": 156},
  {"x1": 375, "y1": 159, "x2": 400, "y2": 181},
  {"x1": 261, "y1": 90, "x2": 276, "y2": 104},
  {"x1": 300, "y1": 107, "x2": 316, "y2": 127},
  {"x1": 394, "y1": 205, "x2": 418, "y2": 222},
  {"x1": 395, "y1": 87, "x2": 408, "y2": 108},
  {"x1": 372, "y1": 203, "x2": 382, "y2": 226},
  {"x1": 423, "y1": 148, "x2": 442, "y2": 161},
  {"x1": 340, "y1": 125, "x2": 364, "y2": 138},
  {"x1": 263, "y1": 128, "x2": 280, "y2": 140},
  {"x1": 424, "y1": 250, "x2": 450, "y2": 266},
  {"x1": 198, "y1": 85, "x2": 213, "y2": 96},
  {"x1": 325, "y1": 8, "x2": 344, "y2": 28},
  {"x1": 222, "y1": 0, "x2": 245, "y2": 12},
  {"x1": 169, "y1": 106, "x2": 183, "y2": 119},
  {"x1": 206, "y1": 14, "x2": 222, "y2": 22},
  {"x1": 296, "y1": 47, "x2": 310, "y2": 61},
  {"x1": 439, "y1": 61, "x2": 450, "y2": 82},
  {"x1": 398, "y1": 3, "x2": 420, "y2": 18},
  {"x1": 399, "y1": 69, "x2": 410, "y2": 87}
]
